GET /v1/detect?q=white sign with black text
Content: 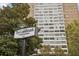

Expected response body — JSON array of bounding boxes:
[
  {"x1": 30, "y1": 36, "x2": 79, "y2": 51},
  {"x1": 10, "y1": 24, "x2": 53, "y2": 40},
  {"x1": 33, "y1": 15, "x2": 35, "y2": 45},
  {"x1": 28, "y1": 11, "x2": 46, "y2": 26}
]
[{"x1": 14, "y1": 27, "x2": 35, "y2": 38}]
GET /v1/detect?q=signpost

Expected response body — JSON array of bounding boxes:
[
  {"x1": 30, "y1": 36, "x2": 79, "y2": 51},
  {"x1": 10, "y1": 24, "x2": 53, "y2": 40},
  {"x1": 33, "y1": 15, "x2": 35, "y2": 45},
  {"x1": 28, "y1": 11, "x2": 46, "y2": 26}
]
[
  {"x1": 14, "y1": 27, "x2": 40, "y2": 56},
  {"x1": 21, "y1": 38, "x2": 26, "y2": 56},
  {"x1": 14, "y1": 27, "x2": 35, "y2": 38}
]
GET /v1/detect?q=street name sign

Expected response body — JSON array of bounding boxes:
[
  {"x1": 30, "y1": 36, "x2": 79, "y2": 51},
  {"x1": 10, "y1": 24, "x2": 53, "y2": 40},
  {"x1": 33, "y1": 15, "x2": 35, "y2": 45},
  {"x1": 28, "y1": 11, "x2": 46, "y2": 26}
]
[{"x1": 14, "y1": 27, "x2": 35, "y2": 38}]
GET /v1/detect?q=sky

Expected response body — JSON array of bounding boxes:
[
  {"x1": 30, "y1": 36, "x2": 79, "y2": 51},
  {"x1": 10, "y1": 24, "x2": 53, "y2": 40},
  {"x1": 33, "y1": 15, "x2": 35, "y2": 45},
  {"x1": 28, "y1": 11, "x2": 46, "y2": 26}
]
[
  {"x1": 0, "y1": 3, "x2": 8, "y2": 8},
  {"x1": 0, "y1": 3, "x2": 79, "y2": 10}
]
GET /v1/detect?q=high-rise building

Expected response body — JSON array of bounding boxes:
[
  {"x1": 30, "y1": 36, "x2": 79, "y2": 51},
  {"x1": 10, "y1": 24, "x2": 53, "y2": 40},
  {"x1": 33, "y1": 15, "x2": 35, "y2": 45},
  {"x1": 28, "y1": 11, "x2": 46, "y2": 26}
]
[
  {"x1": 29, "y1": 3, "x2": 68, "y2": 54},
  {"x1": 63, "y1": 3, "x2": 79, "y2": 27}
]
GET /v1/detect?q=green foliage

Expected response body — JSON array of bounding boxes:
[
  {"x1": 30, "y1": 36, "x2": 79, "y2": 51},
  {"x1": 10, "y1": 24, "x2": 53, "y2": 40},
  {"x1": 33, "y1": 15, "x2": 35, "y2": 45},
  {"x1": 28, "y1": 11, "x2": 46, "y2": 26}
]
[
  {"x1": 25, "y1": 36, "x2": 42, "y2": 55},
  {"x1": 39, "y1": 45, "x2": 64, "y2": 56},
  {"x1": 66, "y1": 20, "x2": 79, "y2": 56},
  {"x1": 0, "y1": 35, "x2": 18, "y2": 56},
  {"x1": 54, "y1": 47, "x2": 64, "y2": 56},
  {"x1": 0, "y1": 3, "x2": 42, "y2": 56},
  {"x1": 39, "y1": 45, "x2": 52, "y2": 56}
]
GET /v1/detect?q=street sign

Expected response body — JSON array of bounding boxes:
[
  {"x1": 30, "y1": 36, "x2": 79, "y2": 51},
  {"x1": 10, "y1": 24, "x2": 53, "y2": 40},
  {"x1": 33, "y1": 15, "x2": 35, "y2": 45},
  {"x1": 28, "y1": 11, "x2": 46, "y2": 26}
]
[
  {"x1": 14, "y1": 27, "x2": 35, "y2": 38},
  {"x1": 14, "y1": 27, "x2": 41, "y2": 55}
]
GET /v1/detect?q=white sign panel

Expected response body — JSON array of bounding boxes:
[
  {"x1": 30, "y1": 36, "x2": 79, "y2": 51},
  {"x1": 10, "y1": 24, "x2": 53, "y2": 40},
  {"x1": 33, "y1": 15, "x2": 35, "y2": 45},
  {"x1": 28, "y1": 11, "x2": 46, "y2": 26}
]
[{"x1": 14, "y1": 27, "x2": 35, "y2": 38}]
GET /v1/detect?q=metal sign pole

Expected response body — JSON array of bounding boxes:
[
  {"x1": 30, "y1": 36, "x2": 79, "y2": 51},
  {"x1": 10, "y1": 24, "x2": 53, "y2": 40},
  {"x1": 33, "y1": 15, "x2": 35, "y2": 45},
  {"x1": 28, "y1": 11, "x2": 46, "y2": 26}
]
[
  {"x1": 35, "y1": 27, "x2": 38, "y2": 36},
  {"x1": 21, "y1": 38, "x2": 26, "y2": 56},
  {"x1": 21, "y1": 27, "x2": 38, "y2": 56}
]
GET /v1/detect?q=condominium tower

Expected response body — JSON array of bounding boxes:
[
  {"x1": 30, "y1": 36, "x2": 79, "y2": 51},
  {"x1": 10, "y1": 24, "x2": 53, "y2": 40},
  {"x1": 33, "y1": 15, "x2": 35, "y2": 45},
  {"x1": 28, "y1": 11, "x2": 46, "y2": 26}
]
[
  {"x1": 29, "y1": 3, "x2": 68, "y2": 54},
  {"x1": 63, "y1": 3, "x2": 79, "y2": 27}
]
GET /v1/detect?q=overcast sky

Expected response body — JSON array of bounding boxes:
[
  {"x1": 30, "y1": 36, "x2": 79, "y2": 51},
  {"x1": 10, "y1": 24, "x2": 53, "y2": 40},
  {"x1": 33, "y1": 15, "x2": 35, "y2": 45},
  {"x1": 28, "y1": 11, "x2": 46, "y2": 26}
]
[
  {"x1": 0, "y1": 3, "x2": 79, "y2": 10},
  {"x1": 0, "y1": 3, "x2": 8, "y2": 8}
]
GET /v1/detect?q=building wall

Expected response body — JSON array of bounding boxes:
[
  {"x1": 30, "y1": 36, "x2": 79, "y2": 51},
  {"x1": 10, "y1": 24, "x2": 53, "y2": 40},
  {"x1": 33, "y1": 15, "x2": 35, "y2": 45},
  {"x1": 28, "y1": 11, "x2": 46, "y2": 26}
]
[
  {"x1": 63, "y1": 3, "x2": 79, "y2": 27},
  {"x1": 29, "y1": 3, "x2": 68, "y2": 54}
]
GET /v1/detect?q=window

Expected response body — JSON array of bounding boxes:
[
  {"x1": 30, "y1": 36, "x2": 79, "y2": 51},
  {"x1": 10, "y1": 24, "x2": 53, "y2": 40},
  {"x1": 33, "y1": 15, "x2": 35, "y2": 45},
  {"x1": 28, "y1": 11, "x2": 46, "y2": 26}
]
[
  {"x1": 59, "y1": 17, "x2": 63, "y2": 19},
  {"x1": 49, "y1": 14, "x2": 53, "y2": 16},
  {"x1": 35, "y1": 9, "x2": 39, "y2": 10},
  {"x1": 60, "y1": 26, "x2": 64, "y2": 29},
  {"x1": 39, "y1": 34, "x2": 43, "y2": 36},
  {"x1": 49, "y1": 31, "x2": 54, "y2": 32},
  {"x1": 44, "y1": 8, "x2": 48, "y2": 10},
  {"x1": 61, "y1": 37, "x2": 66, "y2": 40},
  {"x1": 38, "y1": 24, "x2": 43, "y2": 26},
  {"x1": 49, "y1": 27, "x2": 54, "y2": 29},
  {"x1": 54, "y1": 14, "x2": 58, "y2": 16},
  {"x1": 44, "y1": 38, "x2": 49, "y2": 40},
  {"x1": 55, "y1": 26, "x2": 58, "y2": 29},
  {"x1": 51, "y1": 46, "x2": 54, "y2": 48},
  {"x1": 40, "y1": 14, "x2": 43, "y2": 16},
  {"x1": 61, "y1": 41, "x2": 66, "y2": 43},
  {"x1": 49, "y1": 8, "x2": 53, "y2": 10},
  {"x1": 44, "y1": 14, "x2": 48, "y2": 16},
  {"x1": 53, "y1": 8, "x2": 57, "y2": 10},
  {"x1": 50, "y1": 17, "x2": 53, "y2": 19},
  {"x1": 39, "y1": 20, "x2": 44, "y2": 22},
  {"x1": 59, "y1": 13, "x2": 63, "y2": 15},
  {"x1": 55, "y1": 34, "x2": 60, "y2": 36},
  {"x1": 64, "y1": 50, "x2": 67, "y2": 52},
  {"x1": 44, "y1": 17, "x2": 49, "y2": 19},
  {"x1": 55, "y1": 30, "x2": 59, "y2": 32},
  {"x1": 50, "y1": 38, "x2": 55, "y2": 40},
  {"x1": 54, "y1": 20, "x2": 59, "y2": 22},
  {"x1": 62, "y1": 45, "x2": 67, "y2": 48},
  {"x1": 43, "y1": 11, "x2": 48, "y2": 13},
  {"x1": 55, "y1": 41, "x2": 66, "y2": 44},
  {"x1": 35, "y1": 17, "x2": 43, "y2": 19},
  {"x1": 60, "y1": 33, "x2": 65, "y2": 36},
  {"x1": 35, "y1": 11, "x2": 42, "y2": 13},
  {"x1": 54, "y1": 17, "x2": 58, "y2": 19},
  {"x1": 58, "y1": 8, "x2": 62, "y2": 9},
  {"x1": 44, "y1": 23, "x2": 48, "y2": 25},
  {"x1": 58, "y1": 5, "x2": 62, "y2": 6},
  {"x1": 39, "y1": 3, "x2": 43, "y2": 5},
  {"x1": 45, "y1": 20, "x2": 47, "y2": 22},
  {"x1": 49, "y1": 11, "x2": 53, "y2": 13},
  {"x1": 59, "y1": 20, "x2": 64, "y2": 22},
  {"x1": 60, "y1": 23, "x2": 64, "y2": 25},
  {"x1": 49, "y1": 23, "x2": 54, "y2": 25},
  {"x1": 63, "y1": 33, "x2": 66, "y2": 36},
  {"x1": 44, "y1": 30, "x2": 49, "y2": 32},
  {"x1": 50, "y1": 20, "x2": 53, "y2": 22},
  {"x1": 40, "y1": 27, "x2": 44, "y2": 29},
  {"x1": 60, "y1": 30, "x2": 65, "y2": 32},
  {"x1": 35, "y1": 14, "x2": 39, "y2": 16},
  {"x1": 35, "y1": 14, "x2": 43, "y2": 16},
  {"x1": 57, "y1": 38, "x2": 59, "y2": 40},
  {"x1": 58, "y1": 10, "x2": 63, "y2": 12}
]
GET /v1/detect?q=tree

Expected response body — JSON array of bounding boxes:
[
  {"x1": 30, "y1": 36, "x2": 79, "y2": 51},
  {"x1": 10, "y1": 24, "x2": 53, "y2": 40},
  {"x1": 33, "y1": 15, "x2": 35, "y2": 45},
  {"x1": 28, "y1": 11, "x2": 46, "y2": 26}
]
[
  {"x1": 39, "y1": 45, "x2": 53, "y2": 56},
  {"x1": 66, "y1": 20, "x2": 79, "y2": 56},
  {"x1": 39, "y1": 45, "x2": 64, "y2": 56},
  {"x1": 0, "y1": 35, "x2": 18, "y2": 56},
  {"x1": 54, "y1": 47, "x2": 64, "y2": 56},
  {"x1": 25, "y1": 36, "x2": 42, "y2": 55},
  {"x1": 0, "y1": 3, "x2": 42, "y2": 56}
]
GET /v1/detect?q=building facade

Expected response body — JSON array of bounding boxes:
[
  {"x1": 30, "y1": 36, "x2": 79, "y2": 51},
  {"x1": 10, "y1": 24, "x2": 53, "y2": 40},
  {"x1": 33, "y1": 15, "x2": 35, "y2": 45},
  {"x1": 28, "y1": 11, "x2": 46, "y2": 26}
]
[
  {"x1": 29, "y1": 3, "x2": 68, "y2": 54},
  {"x1": 63, "y1": 3, "x2": 79, "y2": 27}
]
